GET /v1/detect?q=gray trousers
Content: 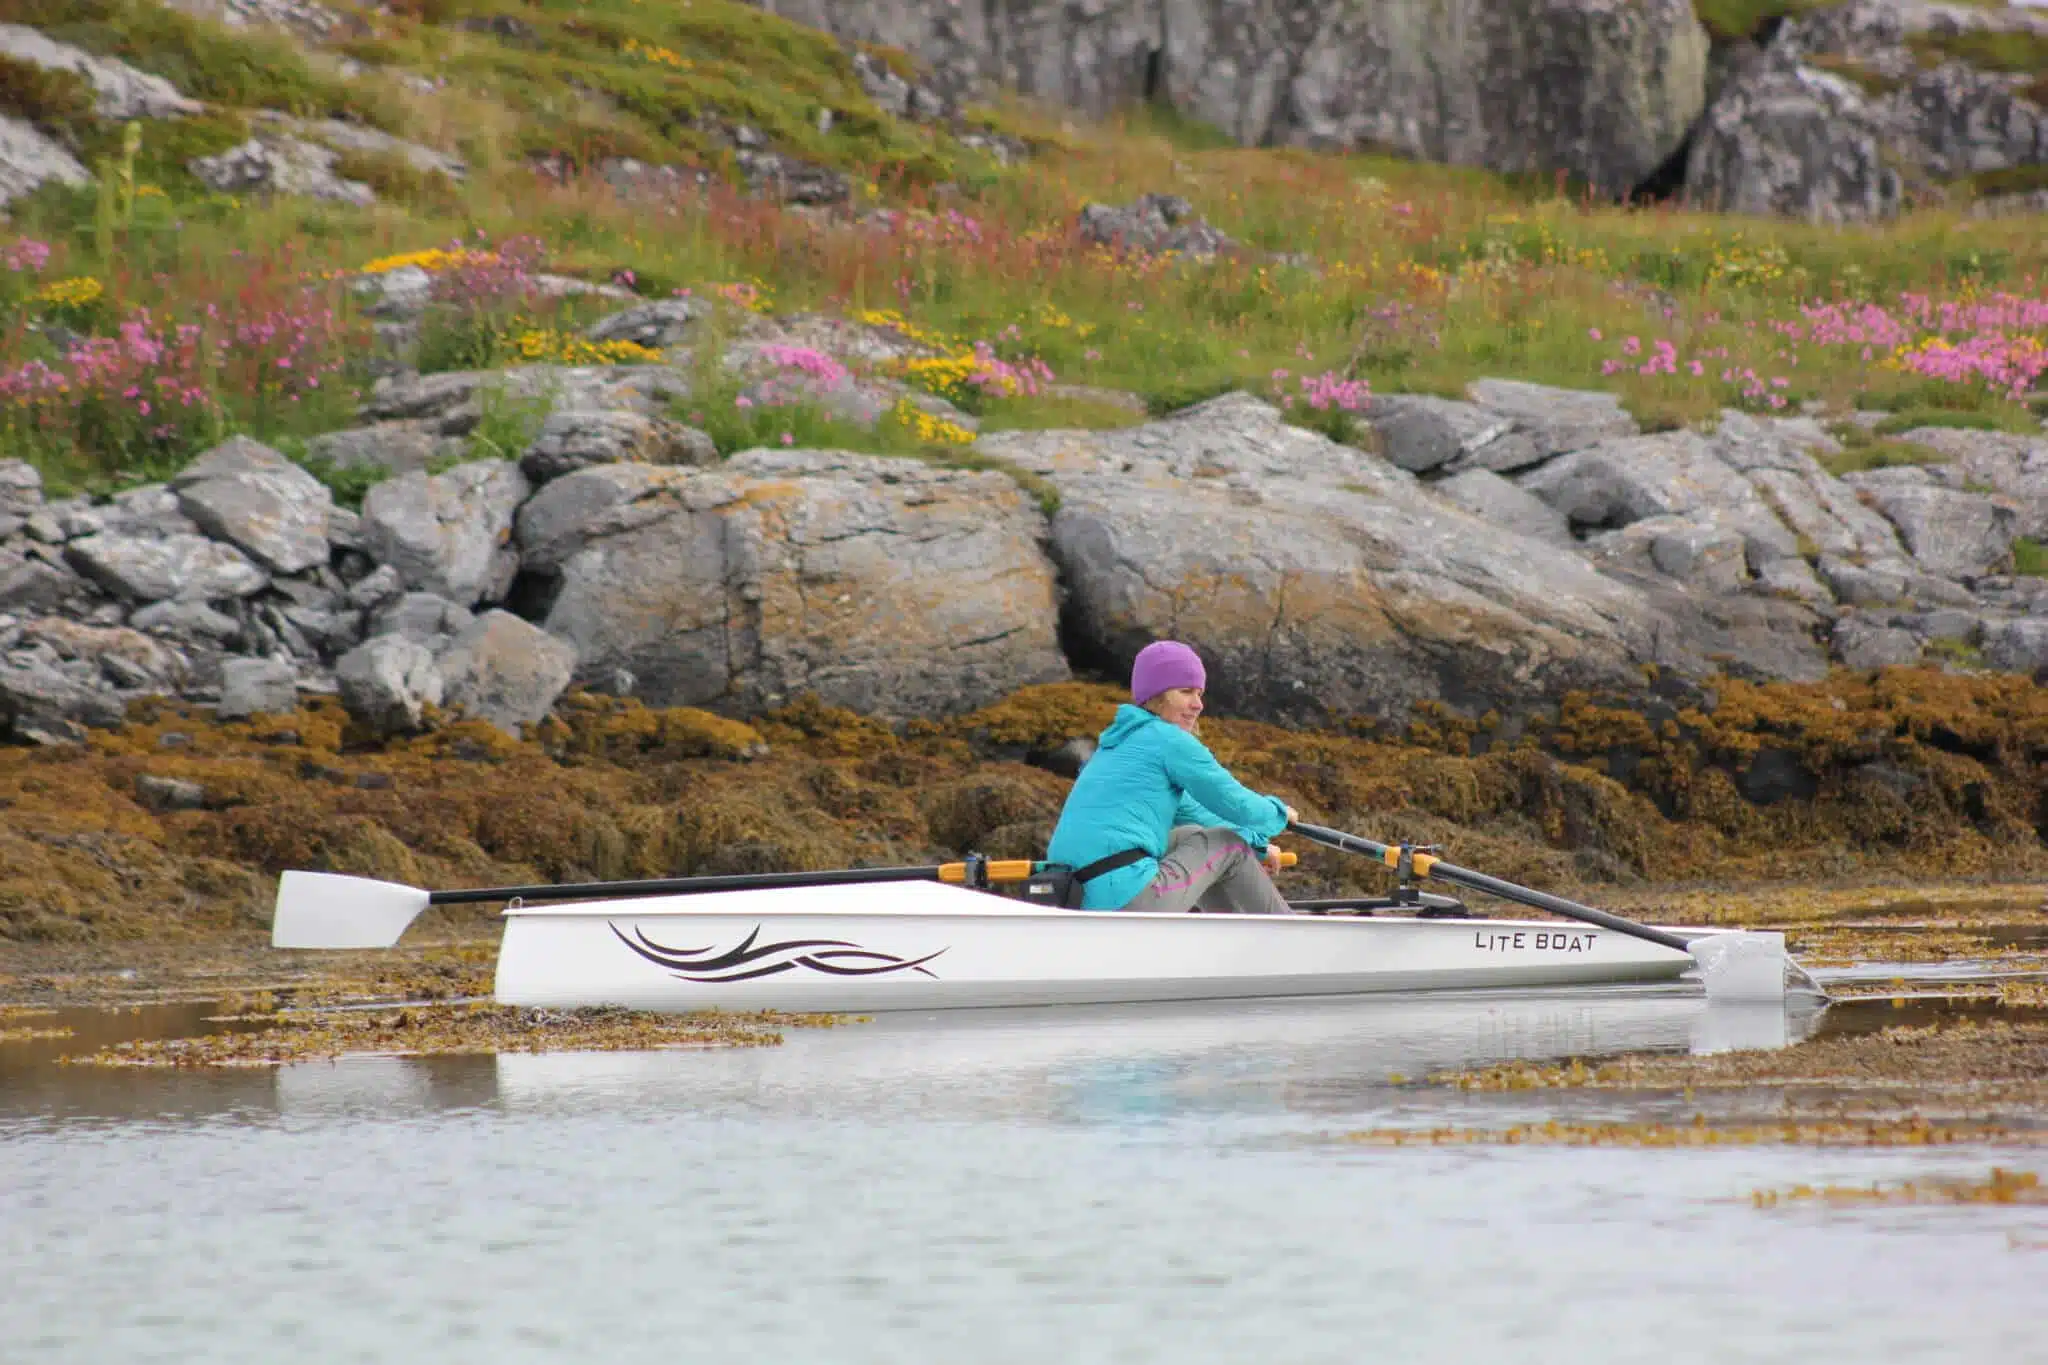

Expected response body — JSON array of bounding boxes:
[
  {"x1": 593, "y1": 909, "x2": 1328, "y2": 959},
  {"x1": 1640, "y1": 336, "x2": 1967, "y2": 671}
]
[{"x1": 1119, "y1": 826, "x2": 1293, "y2": 915}]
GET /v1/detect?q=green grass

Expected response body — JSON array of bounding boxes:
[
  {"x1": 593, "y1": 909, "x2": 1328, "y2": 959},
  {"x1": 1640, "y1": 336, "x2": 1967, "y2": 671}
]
[
  {"x1": 1872, "y1": 407, "x2": 2040, "y2": 436},
  {"x1": 0, "y1": 0, "x2": 410, "y2": 128},
  {"x1": 1690, "y1": 0, "x2": 1830, "y2": 42},
  {"x1": 1818, "y1": 424, "x2": 1955, "y2": 477},
  {"x1": 2014, "y1": 538, "x2": 2048, "y2": 578},
  {"x1": 3, "y1": 0, "x2": 2047, "y2": 490}
]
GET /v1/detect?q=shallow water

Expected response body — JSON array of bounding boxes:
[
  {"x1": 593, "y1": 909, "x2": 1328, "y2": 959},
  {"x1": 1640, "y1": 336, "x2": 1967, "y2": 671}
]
[{"x1": 4, "y1": 983, "x2": 2044, "y2": 1364}]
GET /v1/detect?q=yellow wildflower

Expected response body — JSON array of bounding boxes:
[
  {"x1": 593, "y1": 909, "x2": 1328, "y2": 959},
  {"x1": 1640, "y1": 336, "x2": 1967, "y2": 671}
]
[{"x1": 35, "y1": 277, "x2": 103, "y2": 308}]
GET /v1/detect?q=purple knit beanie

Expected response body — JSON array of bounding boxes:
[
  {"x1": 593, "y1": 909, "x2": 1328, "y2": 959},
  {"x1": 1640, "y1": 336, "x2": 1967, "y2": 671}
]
[{"x1": 1131, "y1": 640, "x2": 1206, "y2": 704}]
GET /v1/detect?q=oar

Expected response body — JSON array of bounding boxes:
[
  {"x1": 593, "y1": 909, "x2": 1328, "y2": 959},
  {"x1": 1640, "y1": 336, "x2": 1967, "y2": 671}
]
[
  {"x1": 1287, "y1": 822, "x2": 1802, "y2": 1002},
  {"x1": 271, "y1": 859, "x2": 1041, "y2": 950}
]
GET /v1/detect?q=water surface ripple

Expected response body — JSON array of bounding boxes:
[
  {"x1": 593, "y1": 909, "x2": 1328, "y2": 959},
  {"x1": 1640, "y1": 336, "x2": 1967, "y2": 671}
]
[{"x1": 3, "y1": 988, "x2": 2038, "y2": 1364}]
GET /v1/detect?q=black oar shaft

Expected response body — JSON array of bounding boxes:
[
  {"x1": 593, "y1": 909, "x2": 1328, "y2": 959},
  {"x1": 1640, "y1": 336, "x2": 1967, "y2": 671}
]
[
  {"x1": 427, "y1": 864, "x2": 947, "y2": 907},
  {"x1": 1288, "y1": 822, "x2": 1691, "y2": 953}
]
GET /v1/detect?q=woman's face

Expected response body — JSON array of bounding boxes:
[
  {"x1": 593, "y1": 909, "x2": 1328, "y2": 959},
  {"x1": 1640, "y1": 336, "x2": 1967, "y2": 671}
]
[{"x1": 1152, "y1": 686, "x2": 1204, "y2": 733}]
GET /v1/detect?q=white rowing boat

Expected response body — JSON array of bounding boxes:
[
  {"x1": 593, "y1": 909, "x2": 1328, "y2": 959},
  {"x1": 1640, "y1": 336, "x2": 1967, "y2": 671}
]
[{"x1": 271, "y1": 869, "x2": 1784, "y2": 1013}]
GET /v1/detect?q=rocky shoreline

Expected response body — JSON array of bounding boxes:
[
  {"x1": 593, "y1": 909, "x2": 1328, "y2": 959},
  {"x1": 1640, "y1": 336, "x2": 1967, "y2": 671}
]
[{"x1": 6, "y1": 283, "x2": 2047, "y2": 746}]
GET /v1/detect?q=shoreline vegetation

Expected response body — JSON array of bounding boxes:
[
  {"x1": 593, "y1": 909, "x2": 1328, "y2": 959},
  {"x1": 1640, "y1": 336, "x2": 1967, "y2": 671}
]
[{"x1": 0, "y1": 0, "x2": 2041, "y2": 503}]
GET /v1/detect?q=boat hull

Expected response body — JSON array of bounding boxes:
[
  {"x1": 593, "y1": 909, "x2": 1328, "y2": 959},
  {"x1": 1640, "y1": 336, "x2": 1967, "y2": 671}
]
[{"x1": 494, "y1": 881, "x2": 1694, "y2": 1012}]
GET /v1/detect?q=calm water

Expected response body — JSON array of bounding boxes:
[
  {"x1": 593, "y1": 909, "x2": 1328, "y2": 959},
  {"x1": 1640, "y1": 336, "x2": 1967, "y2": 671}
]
[{"x1": 3, "y1": 987, "x2": 2043, "y2": 1364}]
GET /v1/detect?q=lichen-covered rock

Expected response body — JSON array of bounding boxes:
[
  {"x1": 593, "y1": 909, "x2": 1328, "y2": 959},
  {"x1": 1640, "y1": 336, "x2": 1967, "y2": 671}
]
[
  {"x1": 359, "y1": 461, "x2": 529, "y2": 605},
  {"x1": 520, "y1": 452, "x2": 1069, "y2": 716},
  {"x1": 435, "y1": 609, "x2": 578, "y2": 734},
  {"x1": 170, "y1": 435, "x2": 335, "y2": 575}
]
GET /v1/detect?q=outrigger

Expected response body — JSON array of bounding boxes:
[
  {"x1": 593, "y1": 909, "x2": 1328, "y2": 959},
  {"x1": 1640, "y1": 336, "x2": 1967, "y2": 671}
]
[{"x1": 271, "y1": 821, "x2": 1815, "y2": 1012}]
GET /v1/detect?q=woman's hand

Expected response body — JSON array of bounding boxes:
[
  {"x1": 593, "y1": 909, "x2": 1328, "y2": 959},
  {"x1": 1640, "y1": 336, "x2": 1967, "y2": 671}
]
[
  {"x1": 1263, "y1": 844, "x2": 1287, "y2": 874},
  {"x1": 1283, "y1": 805, "x2": 1299, "y2": 825}
]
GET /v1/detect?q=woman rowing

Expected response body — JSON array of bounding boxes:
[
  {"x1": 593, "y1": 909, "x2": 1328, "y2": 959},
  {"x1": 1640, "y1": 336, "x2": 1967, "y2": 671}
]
[{"x1": 1046, "y1": 640, "x2": 1297, "y2": 914}]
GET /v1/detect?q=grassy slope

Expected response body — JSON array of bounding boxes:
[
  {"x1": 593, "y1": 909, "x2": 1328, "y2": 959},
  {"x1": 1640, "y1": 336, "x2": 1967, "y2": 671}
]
[{"x1": 0, "y1": 0, "x2": 2041, "y2": 495}]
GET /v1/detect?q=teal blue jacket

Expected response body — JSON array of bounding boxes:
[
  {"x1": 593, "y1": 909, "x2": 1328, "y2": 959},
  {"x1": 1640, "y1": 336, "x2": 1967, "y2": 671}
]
[{"x1": 1045, "y1": 705, "x2": 1291, "y2": 910}]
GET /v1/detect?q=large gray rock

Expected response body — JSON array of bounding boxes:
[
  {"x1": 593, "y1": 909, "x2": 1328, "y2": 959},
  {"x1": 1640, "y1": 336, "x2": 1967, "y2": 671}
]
[
  {"x1": 170, "y1": 435, "x2": 335, "y2": 574},
  {"x1": 521, "y1": 453, "x2": 1069, "y2": 716},
  {"x1": 1687, "y1": 53, "x2": 1902, "y2": 222},
  {"x1": 358, "y1": 460, "x2": 530, "y2": 605},
  {"x1": 0, "y1": 24, "x2": 202, "y2": 119},
  {"x1": 0, "y1": 114, "x2": 90, "y2": 208},
  {"x1": 65, "y1": 532, "x2": 268, "y2": 603},
  {"x1": 358, "y1": 364, "x2": 692, "y2": 429},
  {"x1": 435, "y1": 609, "x2": 577, "y2": 734},
  {"x1": 985, "y1": 393, "x2": 1732, "y2": 719},
  {"x1": 335, "y1": 634, "x2": 444, "y2": 734},
  {"x1": 750, "y1": 0, "x2": 1708, "y2": 196}
]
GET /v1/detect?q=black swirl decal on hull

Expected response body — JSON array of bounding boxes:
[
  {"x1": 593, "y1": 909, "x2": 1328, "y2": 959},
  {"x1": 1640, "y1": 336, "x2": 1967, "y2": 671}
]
[{"x1": 610, "y1": 923, "x2": 945, "y2": 983}]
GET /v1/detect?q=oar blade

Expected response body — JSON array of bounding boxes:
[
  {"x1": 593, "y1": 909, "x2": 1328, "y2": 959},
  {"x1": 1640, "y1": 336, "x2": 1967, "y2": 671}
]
[
  {"x1": 272, "y1": 871, "x2": 433, "y2": 949},
  {"x1": 1688, "y1": 930, "x2": 1789, "y2": 1003}
]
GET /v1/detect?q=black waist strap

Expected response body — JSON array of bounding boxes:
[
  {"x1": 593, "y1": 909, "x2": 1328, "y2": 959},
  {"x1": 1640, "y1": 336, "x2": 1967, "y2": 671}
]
[{"x1": 1070, "y1": 847, "x2": 1151, "y2": 884}]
